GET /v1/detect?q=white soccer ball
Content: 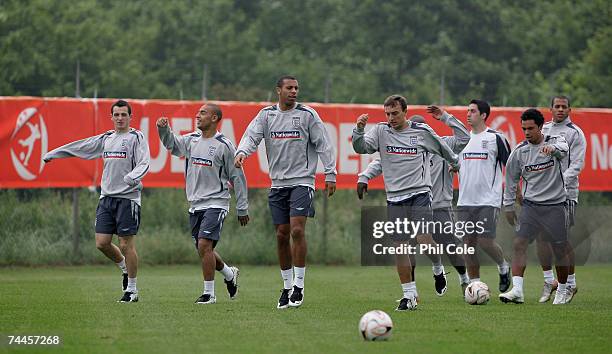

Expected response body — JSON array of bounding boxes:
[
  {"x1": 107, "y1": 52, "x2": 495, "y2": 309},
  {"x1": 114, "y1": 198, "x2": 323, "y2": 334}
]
[
  {"x1": 359, "y1": 310, "x2": 393, "y2": 341},
  {"x1": 464, "y1": 281, "x2": 490, "y2": 305}
]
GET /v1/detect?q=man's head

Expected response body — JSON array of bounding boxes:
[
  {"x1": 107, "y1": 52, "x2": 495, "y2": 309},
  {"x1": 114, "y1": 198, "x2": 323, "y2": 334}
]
[
  {"x1": 521, "y1": 108, "x2": 545, "y2": 144},
  {"x1": 196, "y1": 103, "x2": 222, "y2": 131},
  {"x1": 467, "y1": 99, "x2": 490, "y2": 127},
  {"x1": 383, "y1": 95, "x2": 408, "y2": 130},
  {"x1": 550, "y1": 95, "x2": 571, "y2": 123},
  {"x1": 111, "y1": 100, "x2": 132, "y2": 132},
  {"x1": 276, "y1": 75, "x2": 298, "y2": 107}
]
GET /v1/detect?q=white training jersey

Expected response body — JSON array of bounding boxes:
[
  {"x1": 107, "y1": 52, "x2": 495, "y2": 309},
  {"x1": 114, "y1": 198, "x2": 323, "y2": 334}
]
[{"x1": 457, "y1": 128, "x2": 511, "y2": 208}]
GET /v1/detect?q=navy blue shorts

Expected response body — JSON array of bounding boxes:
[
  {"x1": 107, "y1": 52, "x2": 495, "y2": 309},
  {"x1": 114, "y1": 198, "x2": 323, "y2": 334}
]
[
  {"x1": 456, "y1": 206, "x2": 499, "y2": 238},
  {"x1": 517, "y1": 201, "x2": 568, "y2": 244},
  {"x1": 95, "y1": 197, "x2": 140, "y2": 236},
  {"x1": 432, "y1": 207, "x2": 461, "y2": 245},
  {"x1": 189, "y1": 208, "x2": 228, "y2": 249},
  {"x1": 268, "y1": 186, "x2": 315, "y2": 225},
  {"x1": 386, "y1": 193, "x2": 433, "y2": 242}
]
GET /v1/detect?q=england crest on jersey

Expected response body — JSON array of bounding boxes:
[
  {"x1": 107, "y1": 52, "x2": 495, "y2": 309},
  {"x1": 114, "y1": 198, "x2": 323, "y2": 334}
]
[
  {"x1": 121, "y1": 139, "x2": 128, "y2": 150},
  {"x1": 409, "y1": 136, "x2": 418, "y2": 146},
  {"x1": 292, "y1": 117, "x2": 301, "y2": 128},
  {"x1": 208, "y1": 146, "x2": 217, "y2": 156}
]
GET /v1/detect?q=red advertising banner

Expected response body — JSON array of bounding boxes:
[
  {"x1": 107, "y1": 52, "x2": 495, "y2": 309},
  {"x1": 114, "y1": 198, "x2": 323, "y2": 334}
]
[{"x1": 2, "y1": 97, "x2": 612, "y2": 191}]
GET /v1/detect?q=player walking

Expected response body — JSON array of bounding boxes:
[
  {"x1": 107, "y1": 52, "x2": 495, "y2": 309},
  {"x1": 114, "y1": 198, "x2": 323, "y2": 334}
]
[
  {"x1": 456, "y1": 99, "x2": 511, "y2": 292},
  {"x1": 234, "y1": 76, "x2": 337, "y2": 309},
  {"x1": 157, "y1": 103, "x2": 248, "y2": 304},
  {"x1": 352, "y1": 95, "x2": 460, "y2": 311},
  {"x1": 357, "y1": 106, "x2": 471, "y2": 296},
  {"x1": 535, "y1": 96, "x2": 586, "y2": 303},
  {"x1": 43, "y1": 100, "x2": 150, "y2": 302},
  {"x1": 500, "y1": 108, "x2": 570, "y2": 304}
]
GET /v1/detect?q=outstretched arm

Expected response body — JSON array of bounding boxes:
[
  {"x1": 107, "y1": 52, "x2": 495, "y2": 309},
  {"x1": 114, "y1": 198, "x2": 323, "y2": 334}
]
[
  {"x1": 235, "y1": 111, "x2": 265, "y2": 168},
  {"x1": 43, "y1": 133, "x2": 108, "y2": 162}
]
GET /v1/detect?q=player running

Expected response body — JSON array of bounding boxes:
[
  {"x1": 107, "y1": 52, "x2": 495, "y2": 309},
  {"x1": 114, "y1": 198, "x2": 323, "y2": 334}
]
[
  {"x1": 157, "y1": 103, "x2": 248, "y2": 304},
  {"x1": 352, "y1": 95, "x2": 460, "y2": 311},
  {"x1": 499, "y1": 108, "x2": 570, "y2": 304},
  {"x1": 357, "y1": 106, "x2": 470, "y2": 296},
  {"x1": 43, "y1": 100, "x2": 150, "y2": 303},
  {"x1": 234, "y1": 76, "x2": 337, "y2": 309},
  {"x1": 534, "y1": 95, "x2": 586, "y2": 303},
  {"x1": 456, "y1": 99, "x2": 511, "y2": 292}
]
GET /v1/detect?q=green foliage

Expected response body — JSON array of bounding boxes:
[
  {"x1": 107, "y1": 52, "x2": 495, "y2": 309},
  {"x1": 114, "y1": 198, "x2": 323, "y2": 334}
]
[
  {"x1": 1, "y1": 0, "x2": 609, "y2": 106},
  {"x1": 1, "y1": 189, "x2": 611, "y2": 266}
]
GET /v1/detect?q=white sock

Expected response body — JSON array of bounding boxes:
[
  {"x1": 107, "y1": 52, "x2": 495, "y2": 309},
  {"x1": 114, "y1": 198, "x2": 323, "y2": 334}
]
[
  {"x1": 432, "y1": 262, "x2": 444, "y2": 276},
  {"x1": 497, "y1": 260, "x2": 509, "y2": 274},
  {"x1": 281, "y1": 268, "x2": 293, "y2": 290},
  {"x1": 470, "y1": 278, "x2": 481, "y2": 283},
  {"x1": 127, "y1": 277, "x2": 137, "y2": 292},
  {"x1": 203, "y1": 280, "x2": 215, "y2": 296},
  {"x1": 558, "y1": 282, "x2": 567, "y2": 294},
  {"x1": 567, "y1": 274, "x2": 576, "y2": 287},
  {"x1": 220, "y1": 264, "x2": 233, "y2": 281},
  {"x1": 512, "y1": 276, "x2": 524, "y2": 294},
  {"x1": 401, "y1": 282, "x2": 417, "y2": 298},
  {"x1": 459, "y1": 272, "x2": 469, "y2": 284},
  {"x1": 116, "y1": 257, "x2": 127, "y2": 274},
  {"x1": 294, "y1": 267, "x2": 305, "y2": 288},
  {"x1": 409, "y1": 281, "x2": 418, "y2": 297},
  {"x1": 543, "y1": 270, "x2": 555, "y2": 284}
]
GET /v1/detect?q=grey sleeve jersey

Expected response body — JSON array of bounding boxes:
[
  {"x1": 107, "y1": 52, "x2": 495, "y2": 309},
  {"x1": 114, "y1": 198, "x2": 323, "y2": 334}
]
[
  {"x1": 358, "y1": 157, "x2": 382, "y2": 184},
  {"x1": 543, "y1": 119, "x2": 586, "y2": 201},
  {"x1": 430, "y1": 113, "x2": 470, "y2": 209},
  {"x1": 158, "y1": 125, "x2": 248, "y2": 215},
  {"x1": 352, "y1": 121, "x2": 458, "y2": 198},
  {"x1": 236, "y1": 104, "x2": 337, "y2": 188},
  {"x1": 503, "y1": 135, "x2": 569, "y2": 210},
  {"x1": 44, "y1": 129, "x2": 150, "y2": 204},
  {"x1": 358, "y1": 115, "x2": 466, "y2": 208}
]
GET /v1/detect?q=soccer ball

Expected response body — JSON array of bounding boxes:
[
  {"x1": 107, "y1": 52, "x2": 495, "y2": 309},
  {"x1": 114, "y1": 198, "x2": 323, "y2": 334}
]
[
  {"x1": 359, "y1": 310, "x2": 393, "y2": 341},
  {"x1": 464, "y1": 281, "x2": 490, "y2": 305}
]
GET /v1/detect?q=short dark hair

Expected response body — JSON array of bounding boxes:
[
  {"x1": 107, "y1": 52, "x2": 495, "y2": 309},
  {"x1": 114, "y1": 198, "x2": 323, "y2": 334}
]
[
  {"x1": 521, "y1": 108, "x2": 545, "y2": 127},
  {"x1": 111, "y1": 99, "x2": 131, "y2": 115},
  {"x1": 409, "y1": 114, "x2": 425, "y2": 123},
  {"x1": 207, "y1": 103, "x2": 222, "y2": 120},
  {"x1": 383, "y1": 95, "x2": 407, "y2": 111},
  {"x1": 276, "y1": 75, "x2": 297, "y2": 88},
  {"x1": 469, "y1": 99, "x2": 490, "y2": 120},
  {"x1": 551, "y1": 95, "x2": 571, "y2": 108}
]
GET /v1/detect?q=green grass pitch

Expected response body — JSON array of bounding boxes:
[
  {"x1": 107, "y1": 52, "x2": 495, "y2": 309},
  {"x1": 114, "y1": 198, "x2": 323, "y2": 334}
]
[{"x1": 1, "y1": 265, "x2": 611, "y2": 353}]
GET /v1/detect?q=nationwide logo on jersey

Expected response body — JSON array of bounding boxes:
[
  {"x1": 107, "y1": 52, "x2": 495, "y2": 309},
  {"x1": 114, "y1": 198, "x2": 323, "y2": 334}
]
[
  {"x1": 271, "y1": 131, "x2": 301, "y2": 139},
  {"x1": 292, "y1": 117, "x2": 301, "y2": 128},
  {"x1": 104, "y1": 151, "x2": 127, "y2": 159},
  {"x1": 463, "y1": 152, "x2": 488, "y2": 160},
  {"x1": 386, "y1": 146, "x2": 418, "y2": 155},
  {"x1": 192, "y1": 157, "x2": 213, "y2": 167},
  {"x1": 525, "y1": 160, "x2": 554, "y2": 172},
  {"x1": 208, "y1": 146, "x2": 217, "y2": 156}
]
